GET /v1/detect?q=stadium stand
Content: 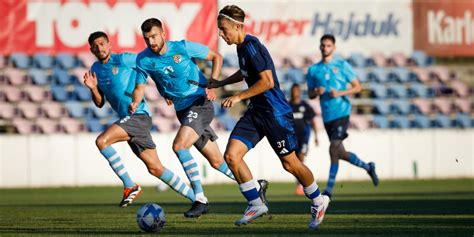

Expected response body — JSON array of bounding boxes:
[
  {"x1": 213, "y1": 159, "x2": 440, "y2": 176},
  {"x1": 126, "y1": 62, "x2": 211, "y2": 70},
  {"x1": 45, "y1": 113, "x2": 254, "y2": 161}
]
[{"x1": 0, "y1": 50, "x2": 471, "y2": 134}]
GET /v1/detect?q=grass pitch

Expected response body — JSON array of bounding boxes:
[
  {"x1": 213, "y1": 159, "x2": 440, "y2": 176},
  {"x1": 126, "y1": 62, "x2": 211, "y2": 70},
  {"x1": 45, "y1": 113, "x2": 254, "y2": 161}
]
[{"x1": 0, "y1": 179, "x2": 473, "y2": 236}]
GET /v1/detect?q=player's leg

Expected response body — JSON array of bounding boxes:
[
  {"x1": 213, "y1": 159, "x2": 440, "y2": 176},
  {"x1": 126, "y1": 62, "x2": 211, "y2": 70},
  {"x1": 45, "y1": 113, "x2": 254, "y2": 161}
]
[
  {"x1": 195, "y1": 127, "x2": 268, "y2": 200},
  {"x1": 323, "y1": 116, "x2": 349, "y2": 197},
  {"x1": 95, "y1": 119, "x2": 140, "y2": 208},
  {"x1": 138, "y1": 148, "x2": 195, "y2": 202},
  {"x1": 196, "y1": 137, "x2": 234, "y2": 180},
  {"x1": 227, "y1": 113, "x2": 268, "y2": 226},
  {"x1": 279, "y1": 151, "x2": 330, "y2": 229},
  {"x1": 324, "y1": 140, "x2": 341, "y2": 197},
  {"x1": 266, "y1": 113, "x2": 330, "y2": 229},
  {"x1": 338, "y1": 142, "x2": 379, "y2": 186},
  {"x1": 95, "y1": 123, "x2": 135, "y2": 189},
  {"x1": 225, "y1": 139, "x2": 268, "y2": 226},
  {"x1": 172, "y1": 125, "x2": 209, "y2": 217},
  {"x1": 333, "y1": 116, "x2": 379, "y2": 186}
]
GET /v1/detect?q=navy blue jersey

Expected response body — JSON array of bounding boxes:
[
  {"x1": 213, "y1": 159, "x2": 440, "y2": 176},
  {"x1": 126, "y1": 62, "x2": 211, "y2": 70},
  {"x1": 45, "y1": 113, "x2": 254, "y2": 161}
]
[
  {"x1": 291, "y1": 100, "x2": 316, "y2": 137},
  {"x1": 237, "y1": 34, "x2": 291, "y2": 116}
]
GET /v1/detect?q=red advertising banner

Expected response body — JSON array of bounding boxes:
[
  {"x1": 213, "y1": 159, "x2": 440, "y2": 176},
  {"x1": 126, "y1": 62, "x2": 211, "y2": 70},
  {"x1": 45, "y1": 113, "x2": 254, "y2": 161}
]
[
  {"x1": 413, "y1": 0, "x2": 474, "y2": 56},
  {"x1": 0, "y1": 0, "x2": 217, "y2": 55}
]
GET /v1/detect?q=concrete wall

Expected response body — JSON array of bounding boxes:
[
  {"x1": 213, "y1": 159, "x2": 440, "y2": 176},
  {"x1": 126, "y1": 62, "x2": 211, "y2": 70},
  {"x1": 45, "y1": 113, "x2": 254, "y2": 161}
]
[{"x1": 0, "y1": 130, "x2": 472, "y2": 188}]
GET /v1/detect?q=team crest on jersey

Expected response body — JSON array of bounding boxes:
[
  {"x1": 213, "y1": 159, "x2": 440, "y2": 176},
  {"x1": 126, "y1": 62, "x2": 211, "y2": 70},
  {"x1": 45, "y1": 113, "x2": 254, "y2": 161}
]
[
  {"x1": 332, "y1": 67, "x2": 338, "y2": 74},
  {"x1": 112, "y1": 67, "x2": 118, "y2": 75},
  {"x1": 173, "y1": 54, "x2": 182, "y2": 63}
]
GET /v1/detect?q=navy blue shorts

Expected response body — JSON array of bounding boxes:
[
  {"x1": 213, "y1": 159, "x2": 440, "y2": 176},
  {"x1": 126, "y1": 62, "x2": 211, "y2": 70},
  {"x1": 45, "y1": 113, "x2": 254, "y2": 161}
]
[
  {"x1": 230, "y1": 111, "x2": 298, "y2": 156},
  {"x1": 324, "y1": 116, "x2": 350, "y2": 141}
]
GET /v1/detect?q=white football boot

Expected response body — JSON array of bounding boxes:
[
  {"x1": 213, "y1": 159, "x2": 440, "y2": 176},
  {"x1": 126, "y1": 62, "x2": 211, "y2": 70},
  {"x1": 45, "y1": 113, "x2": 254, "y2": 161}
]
[
  {"x1": 308, "y1": 194, "x2": 330, "y2": 230},
  {"x1": 235, "y1": 204, "x2": 269, "y2": 226}
]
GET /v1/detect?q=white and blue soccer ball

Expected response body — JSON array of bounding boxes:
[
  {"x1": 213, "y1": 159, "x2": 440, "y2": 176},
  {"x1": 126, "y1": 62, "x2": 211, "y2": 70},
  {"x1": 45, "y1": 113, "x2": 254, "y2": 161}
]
[{"x1": 136, "y1": 203, "x2": 166, "y2": 232}]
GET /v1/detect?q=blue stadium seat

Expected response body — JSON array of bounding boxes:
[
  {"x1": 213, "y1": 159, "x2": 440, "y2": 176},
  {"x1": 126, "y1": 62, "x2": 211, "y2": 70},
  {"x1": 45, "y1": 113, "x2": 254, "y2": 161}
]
[
  {"x1": 64, "y1": 101, "x2": 88, "y2": 118},
  {"x1": 369, "y1": 83, "x2": 388, "y2": 99},
  {"x1": 368, "y1": 67, "x2": 389, "y2": 83},
  {"x1": 85, "y1": 119, "x2": 105, "y2": 132},
  {"x1": 411, "y1": 50, "x2": 435, "y2": 66},
  {"x1": 74, "y1": 85, "x2": 92, "y2": 101},
  {"x1": 408, "y1": 83, "x2": 434, "y2": 98},
  {"x1": 28, "y1": 69, "x2": 50, "y2": 85},
  {"x1": 391, "y1": 115, "x2": 411, "y2": 129},
  {"x1": 10, "y1": 53, "x2": 30, "y2": 69},
  {"x1": 390, "y1": 99, "x2": 412, "y2": 114},
  {"x1": 285, "y1": 68, "x2": 305, "y2": 84},
  {"x1": 433, "y1": 114, "x2": 453, "y2": 128},
  {"x1": 51, "y1": 86, "x2": 71, "y2": 102},
  {"x1": 388, "y1": 84, "x2": 409, "y2": 98},
  {"x1": 369, "y1": 83, "x2": 388, "y2": 98},
  {"x1": 89, "y1": 103, "x2": 112, "y2": 118},
  {"x1": 218, "y1": 115, "x2": 237, "y2": 131},
  {"x1": 32, "y1": 53, "x2": 54, "y2": 69},
  {"x1": 52, "y1": 68, "x2": 73, "y2": 85},
  {"x1": 56, "y1": 53, "x2": 76, "y2": 69},
  {"x1": 388, "y1": 67, "x2": 411, "y2": 83},
  {"x1": 354, "y1": 68, "x2": 368, "y2": 83},
  {"x1": 372, "y1": 115, "x2": 390, "y2": 128},
  {"x1": 347, "y1": 52, "x2": 366, "y2": 67},
  {"x1": 412, "y1": 115, "x2": 431, "y2": 128},
  {"x1": 453, "y1": 113, "x2": 472, "y2": 128},
  {"x1": 373, "y1": 99, "x2": 390, "y2": 114}
]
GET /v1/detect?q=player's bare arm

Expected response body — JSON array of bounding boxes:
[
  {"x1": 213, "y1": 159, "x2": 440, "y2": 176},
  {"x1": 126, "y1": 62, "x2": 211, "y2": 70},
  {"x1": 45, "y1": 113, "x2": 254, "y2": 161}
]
[
  {"x1": 329, "y1": 79, "x2": 361, "y2": 98},
  {"x1": 129, "y1": 83, "x2": 146, "y2": 113},
  {"x1": 204, "y1": 49, "x2": 223, "y2": 101},
  {"x1": 221, "y1": 70, "x2": 273, "y2": 108},
  {"x1": 84, "y1": 71, "x2": 105, "y2": 107}
]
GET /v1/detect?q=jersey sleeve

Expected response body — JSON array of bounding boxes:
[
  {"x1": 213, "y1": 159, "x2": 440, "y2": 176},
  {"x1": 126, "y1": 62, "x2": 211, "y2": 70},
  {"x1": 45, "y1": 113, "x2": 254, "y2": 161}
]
[
  {"x1": 247, "y1": 42, "x2": 272, "y2": 73},
  {"x1": 342, "y1": 60, "x2": 356, "y2": 83},
  {"x1": 120, "y1": 52, "x2": 137, "y2": 68},
  {"x1": 135, "y1": 57, "x2": 149, "y2": 85},
  {"x1": 184, "y1": 40, "x2": 209, "y2": 60}
]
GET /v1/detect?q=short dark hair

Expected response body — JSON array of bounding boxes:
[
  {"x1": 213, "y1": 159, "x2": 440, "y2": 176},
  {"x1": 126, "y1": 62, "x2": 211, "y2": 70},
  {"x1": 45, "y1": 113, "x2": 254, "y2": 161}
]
[
  {"x1": 291, "y1": 83, "x2": 300, "y2": 90},
  {"x1": 320, "y1": 34, "x2": 336, "y2": 44},
  {"x1": 218, "y1": 5, "x2": 245, "y2": 23},
  {"x1": 88, "y1": 31, "x2": 108, "y2": 45},
  {"x1": 141, "y1": 18, "x2": 163, "y2": 33}
]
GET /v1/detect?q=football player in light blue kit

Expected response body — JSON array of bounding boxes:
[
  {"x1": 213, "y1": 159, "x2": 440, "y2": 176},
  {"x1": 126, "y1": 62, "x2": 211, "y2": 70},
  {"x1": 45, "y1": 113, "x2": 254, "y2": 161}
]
[
  {"x1": 307, "y1": 34, "x2": 379, "y2": 198},
  {"x1": 84, "y1": 31, "x2": 195, "y2": 208},
  {"x1": 129, "y1": 18, "x2": 268, "y2": 218}
]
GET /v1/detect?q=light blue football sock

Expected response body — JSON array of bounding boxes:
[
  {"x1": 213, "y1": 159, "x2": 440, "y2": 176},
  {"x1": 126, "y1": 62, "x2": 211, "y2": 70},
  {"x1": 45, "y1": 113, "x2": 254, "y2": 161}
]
[
  {"x1": 348, "y1": 152, "x2": 370, "y2": 171},
  {"x1": 217, "y1": 161, "x2": 235, "y2": 180},
  {"x1": 100, "y1": 146, "x2": 134, "y2": 188},
  {"x1": 159, "y1": 167, "x2": 195, "y2": 202}
]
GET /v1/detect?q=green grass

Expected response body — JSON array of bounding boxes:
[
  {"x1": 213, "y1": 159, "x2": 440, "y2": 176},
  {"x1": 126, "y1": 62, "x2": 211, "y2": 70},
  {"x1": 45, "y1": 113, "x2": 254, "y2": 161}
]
[{"x1": 0, "y1": 179, "x2": 473, "y2": 236}]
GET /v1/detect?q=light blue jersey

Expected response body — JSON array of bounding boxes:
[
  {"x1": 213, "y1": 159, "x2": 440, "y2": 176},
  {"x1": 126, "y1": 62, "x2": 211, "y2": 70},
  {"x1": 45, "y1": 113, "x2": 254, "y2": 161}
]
[
  {"x1": 91, "y1": 53, "x2": 151, "y2": 118},
  {"x1": 136, "y1": 40, "x2": 209, "y2": 111},
  {"x1": 306, "y1": 58, "x2": 356, "y2": 123}
]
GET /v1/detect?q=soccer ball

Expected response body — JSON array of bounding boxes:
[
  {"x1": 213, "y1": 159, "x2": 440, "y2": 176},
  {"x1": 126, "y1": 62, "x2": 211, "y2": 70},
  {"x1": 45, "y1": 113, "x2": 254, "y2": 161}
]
[{"x1": 136, "y1": 203, "x2": 166, "y2": 232}]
